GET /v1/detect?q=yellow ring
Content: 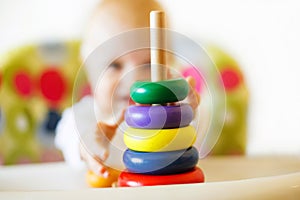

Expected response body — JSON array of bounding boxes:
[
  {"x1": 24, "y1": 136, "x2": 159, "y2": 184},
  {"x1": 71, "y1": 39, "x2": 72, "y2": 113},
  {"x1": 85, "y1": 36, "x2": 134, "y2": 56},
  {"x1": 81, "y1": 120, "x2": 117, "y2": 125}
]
[{"x1": 124, "y1": 126, "x2": 197, "y2": 152}]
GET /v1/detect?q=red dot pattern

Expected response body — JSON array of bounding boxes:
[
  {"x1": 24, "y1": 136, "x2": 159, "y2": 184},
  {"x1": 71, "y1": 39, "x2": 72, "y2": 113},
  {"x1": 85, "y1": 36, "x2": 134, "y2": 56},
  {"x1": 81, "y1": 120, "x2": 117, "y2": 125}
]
[
  {"x1": 14, "y1": 71, "x2": 32, "y2": 97},
  {"x1": 39, "y1": 69, "x2": 66, "y2": 104},
  {"x1": 220, "y1": 68, "x2": 241, "y2": 91}
]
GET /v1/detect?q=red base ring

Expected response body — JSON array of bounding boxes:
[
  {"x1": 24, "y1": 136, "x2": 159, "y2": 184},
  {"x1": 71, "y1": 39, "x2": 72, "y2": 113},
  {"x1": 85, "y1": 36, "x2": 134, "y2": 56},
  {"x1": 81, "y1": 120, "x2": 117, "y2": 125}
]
[{"x1": 118, "y1": 167, "x2": 204, "y2": 187}]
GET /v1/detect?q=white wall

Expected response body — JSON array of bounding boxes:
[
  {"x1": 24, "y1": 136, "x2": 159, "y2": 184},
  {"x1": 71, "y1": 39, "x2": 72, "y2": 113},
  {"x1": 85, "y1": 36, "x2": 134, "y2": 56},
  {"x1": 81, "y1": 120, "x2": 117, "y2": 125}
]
[
  {"x1": 0, "y1": 0, "x2": 97, "y2": 52},
  {"x1": 1, "y1": 0, "x2": 300, "y2": 155},
  {"x1": 159, "y1": 0, "x2": 300, "y2": 155}
]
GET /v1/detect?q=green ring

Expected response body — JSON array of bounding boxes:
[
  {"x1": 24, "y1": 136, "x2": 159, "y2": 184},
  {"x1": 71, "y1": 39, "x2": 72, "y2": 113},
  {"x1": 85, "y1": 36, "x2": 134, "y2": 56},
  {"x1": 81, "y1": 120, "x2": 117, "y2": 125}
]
[{"x1": 130, "y1": 78, "x2": 189, "y2": 104}]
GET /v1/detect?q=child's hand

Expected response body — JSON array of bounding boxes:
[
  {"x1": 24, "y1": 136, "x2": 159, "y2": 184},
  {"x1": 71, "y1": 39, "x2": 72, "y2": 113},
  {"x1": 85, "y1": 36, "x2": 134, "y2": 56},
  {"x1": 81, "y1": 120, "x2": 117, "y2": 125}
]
[
  {"x1": 80, "y1": 143, "x2": 109, "y2": 177},
  {"x1": 80, "y1": 110, "x2": 125, "y2": 178},
  {"x1": 185, "y1": 76, "x2": 201, "y2": 111}
]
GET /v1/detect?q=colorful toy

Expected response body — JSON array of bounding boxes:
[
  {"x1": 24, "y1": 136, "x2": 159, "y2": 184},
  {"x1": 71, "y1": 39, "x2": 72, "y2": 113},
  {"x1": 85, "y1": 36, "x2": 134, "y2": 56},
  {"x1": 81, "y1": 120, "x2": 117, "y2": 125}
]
[
  {"x1": 86, "y1": 168, "x2": 120, "y2": 188},
  {"x1": 118, "y1": 167, "x2": 204, "y2": 187},
  {"x1": 207, "y1": 46, "x2": 248, "y2": 155},
  {"x1": 130, "y1": 78, "x2": 189, "y2": 104},
  {"x1": 123, "y1": 146, "x2": 199, "y2": 175},
  {"x1": 0, "y1": 41, "x2": 86, "y2": 165},
  {"x1": 123, "y1": 126, "x2": 197, "y2": 152},
  {"x1": 125, "y1": 103, "x2": 193, "y2": 129},
  {"x1": 181, "y1": 46, "x2": 249, "y2": 155},
  {"x1": 117, "y1": 11, "x2": 205, "y2": 187}
]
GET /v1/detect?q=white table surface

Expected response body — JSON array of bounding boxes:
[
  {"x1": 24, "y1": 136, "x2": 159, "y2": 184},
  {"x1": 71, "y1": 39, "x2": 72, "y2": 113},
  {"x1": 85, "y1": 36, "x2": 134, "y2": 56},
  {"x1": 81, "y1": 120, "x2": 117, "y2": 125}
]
[{"x1": 0, "y1": 156, "x2": 300, "y2": 200}]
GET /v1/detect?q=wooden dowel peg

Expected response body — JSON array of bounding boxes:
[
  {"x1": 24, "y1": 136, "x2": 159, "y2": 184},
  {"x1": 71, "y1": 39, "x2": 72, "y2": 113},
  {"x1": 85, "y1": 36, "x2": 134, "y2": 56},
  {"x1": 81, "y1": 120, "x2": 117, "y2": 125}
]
[{"x1": 150, "y1": 11, "x2": 167, "y2": 82}]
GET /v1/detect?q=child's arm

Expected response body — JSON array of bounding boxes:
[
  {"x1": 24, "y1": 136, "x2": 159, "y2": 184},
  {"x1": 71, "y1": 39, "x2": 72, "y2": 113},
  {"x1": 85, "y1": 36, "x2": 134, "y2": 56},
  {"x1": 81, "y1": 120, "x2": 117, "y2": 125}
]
[
  {"x1": 54, "y1": 96, "x2": 120, "y2": 175},
  {"x1": 79, "y1": 111, "x2": 124, "y2": 177},
  {"x1": 55, "y1": 105, "x2": 85, "y2": 169}
]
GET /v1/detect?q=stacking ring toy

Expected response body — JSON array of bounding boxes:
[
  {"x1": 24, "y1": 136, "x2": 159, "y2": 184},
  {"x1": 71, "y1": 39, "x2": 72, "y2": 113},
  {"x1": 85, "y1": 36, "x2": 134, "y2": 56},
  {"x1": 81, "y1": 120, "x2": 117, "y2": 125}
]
[
  {"x1": 123, "y1": 147, "x2": 199, "y2": 175},
  {"x1": 118, "y1": 167, "x2": 204, "y2": 187},
  {"x1": 125, "y1": 103, "x2": 193, "y2": 129},
  {"x1": 124, "y1": 126, "x2": 197, "y2": 152},
  {"x1": 130, "y1": 78, "x2": 189, "y2": 104}
]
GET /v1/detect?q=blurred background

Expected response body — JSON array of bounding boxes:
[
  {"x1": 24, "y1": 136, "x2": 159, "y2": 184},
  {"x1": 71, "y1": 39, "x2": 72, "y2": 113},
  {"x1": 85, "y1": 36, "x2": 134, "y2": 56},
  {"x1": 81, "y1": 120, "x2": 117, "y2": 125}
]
[{"x1": 0, "y1": 0, "x2": 299, "y2": 165}]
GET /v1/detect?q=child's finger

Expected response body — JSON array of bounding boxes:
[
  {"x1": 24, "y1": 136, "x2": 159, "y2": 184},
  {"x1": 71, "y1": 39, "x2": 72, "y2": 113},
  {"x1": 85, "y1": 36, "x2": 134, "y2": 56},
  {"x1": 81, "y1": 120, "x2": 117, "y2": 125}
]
[
  {"x1": 185, "y1": 76, "x2": 201, "y2": 110},
  {"x1": 186, "y1": 76, "x2": 196, "y2": 88},
  {"x1": 80, "y1": 144, "x2": 110, "y2": 177},
  {"x1": 97, "y1": 122, "x2": 117, "y2": 141},
  {"x1": 91, "y1": 153, "x2": 110, "y2": 178},
  {"x1": 96, "y1": 110, "x2": 124, "y2": 142}
]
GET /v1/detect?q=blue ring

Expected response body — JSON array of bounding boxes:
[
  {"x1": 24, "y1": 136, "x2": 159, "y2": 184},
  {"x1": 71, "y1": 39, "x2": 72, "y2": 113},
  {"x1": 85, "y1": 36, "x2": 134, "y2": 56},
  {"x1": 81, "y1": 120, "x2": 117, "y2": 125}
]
[
  {"x1": 125, "y1": 103, "x2": 193, "y2": 129},
  {"x1": 123, "y1": 146, "x2": 199, "y2": 175}
]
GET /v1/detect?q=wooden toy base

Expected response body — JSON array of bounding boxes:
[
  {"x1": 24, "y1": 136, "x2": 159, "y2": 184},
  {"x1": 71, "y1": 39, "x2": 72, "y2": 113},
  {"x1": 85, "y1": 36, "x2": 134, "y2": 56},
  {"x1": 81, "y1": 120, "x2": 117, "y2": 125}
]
[{"x1": 0, "y1": 156, "x2": 300, "y2": 199}]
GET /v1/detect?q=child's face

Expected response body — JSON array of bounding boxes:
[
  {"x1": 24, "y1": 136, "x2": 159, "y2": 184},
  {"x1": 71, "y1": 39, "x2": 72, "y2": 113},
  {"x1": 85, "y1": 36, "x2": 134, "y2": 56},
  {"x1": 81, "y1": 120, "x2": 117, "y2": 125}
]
[
  {"x1": 82, "y1": 0, "x2": 164, "y2": 121},
  {"x1": 94, "y1": 49, "x2": 151, "y2": 121}
]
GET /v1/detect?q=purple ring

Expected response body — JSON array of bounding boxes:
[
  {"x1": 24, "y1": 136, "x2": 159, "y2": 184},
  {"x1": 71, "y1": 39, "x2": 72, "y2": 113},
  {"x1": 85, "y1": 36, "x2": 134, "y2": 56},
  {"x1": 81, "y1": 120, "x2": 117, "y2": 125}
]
[{"x1": 125, "y1": 103, "x2": 193, "y2": 129}]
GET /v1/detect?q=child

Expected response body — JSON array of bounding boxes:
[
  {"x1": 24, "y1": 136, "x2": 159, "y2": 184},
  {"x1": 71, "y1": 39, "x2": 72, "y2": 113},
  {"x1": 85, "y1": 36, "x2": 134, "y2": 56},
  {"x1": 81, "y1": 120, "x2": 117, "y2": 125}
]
[{"x1": 55, "y1": 0, "x2": 200, "y2": 179}]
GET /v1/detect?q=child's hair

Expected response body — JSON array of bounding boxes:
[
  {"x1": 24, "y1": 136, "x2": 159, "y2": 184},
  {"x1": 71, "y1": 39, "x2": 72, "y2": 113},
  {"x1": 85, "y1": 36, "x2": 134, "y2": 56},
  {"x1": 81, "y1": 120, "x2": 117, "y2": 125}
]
[{"x1": 81, "y1": 0, "x2": 165, "y2": 61}]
